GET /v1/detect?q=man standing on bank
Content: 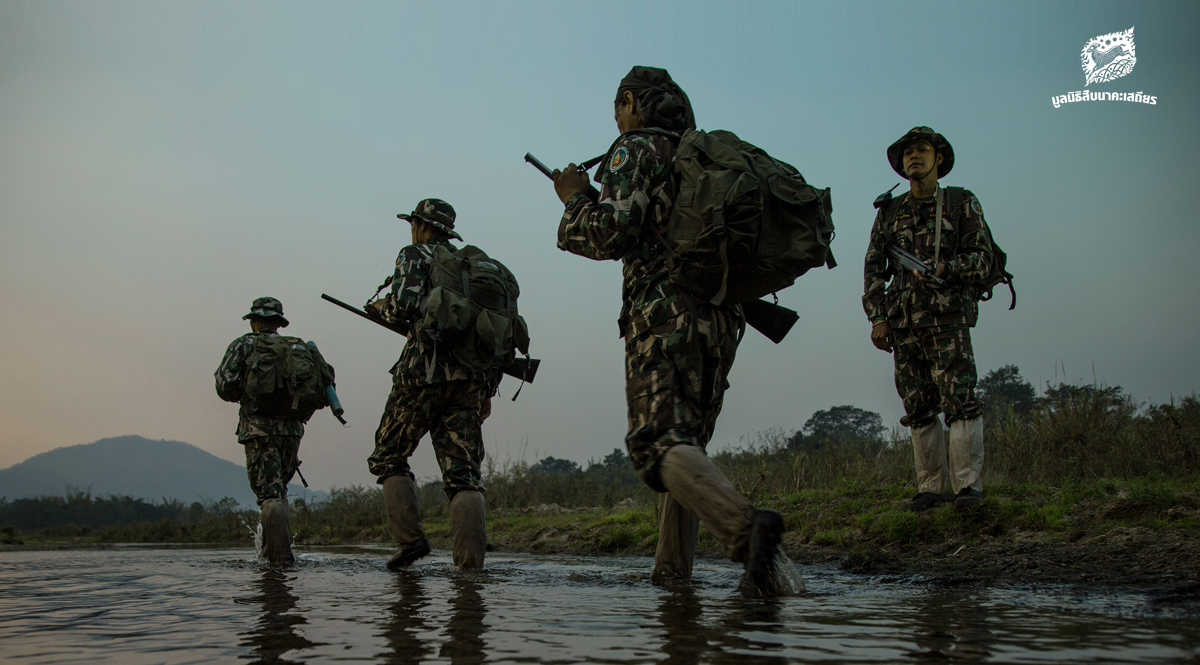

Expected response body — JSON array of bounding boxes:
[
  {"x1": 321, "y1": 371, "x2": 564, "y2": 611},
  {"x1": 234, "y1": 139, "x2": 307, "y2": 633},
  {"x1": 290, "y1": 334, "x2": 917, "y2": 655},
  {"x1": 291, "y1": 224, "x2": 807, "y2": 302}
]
[
  {"x1": 215, "y1": 297, "x2": 311, "y2": 565},
  {"x1": 863, "y1": 127, "x2": 991, "y2": 512},
  {"x1": 549, "y1": 66, "x2": 787, "y2": 595},
  {"x1": 366, "y1": 199, "x2": 499, "y2": 571}
]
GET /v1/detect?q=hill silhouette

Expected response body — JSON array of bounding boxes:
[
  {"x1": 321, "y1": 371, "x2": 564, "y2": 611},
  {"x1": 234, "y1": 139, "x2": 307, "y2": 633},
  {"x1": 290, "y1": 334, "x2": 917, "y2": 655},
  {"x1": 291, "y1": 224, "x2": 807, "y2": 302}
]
[{"x1": 0, "y1": 435, "x2": 318, "y2": 507}]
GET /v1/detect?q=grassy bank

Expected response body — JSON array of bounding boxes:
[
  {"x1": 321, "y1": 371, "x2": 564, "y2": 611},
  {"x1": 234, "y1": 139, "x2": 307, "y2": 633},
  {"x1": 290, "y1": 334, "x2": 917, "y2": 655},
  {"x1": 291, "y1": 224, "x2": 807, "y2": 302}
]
[{"x1": 4, "y1": 392, "x2": 1198, "y2": 569}]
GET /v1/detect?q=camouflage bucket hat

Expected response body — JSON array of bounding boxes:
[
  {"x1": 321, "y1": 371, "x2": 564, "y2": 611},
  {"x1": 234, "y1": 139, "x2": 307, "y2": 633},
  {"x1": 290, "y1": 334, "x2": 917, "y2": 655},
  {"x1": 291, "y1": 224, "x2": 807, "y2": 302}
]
[
  {"x1": 397, "y1": 198, "x2": 462, "y2": 241},
  {"x1": 242, "y1": 296, "x2": 289, "y2": 327},
  {"x1": 887, "y1": 126, "x2": 955, "y2": 179}
]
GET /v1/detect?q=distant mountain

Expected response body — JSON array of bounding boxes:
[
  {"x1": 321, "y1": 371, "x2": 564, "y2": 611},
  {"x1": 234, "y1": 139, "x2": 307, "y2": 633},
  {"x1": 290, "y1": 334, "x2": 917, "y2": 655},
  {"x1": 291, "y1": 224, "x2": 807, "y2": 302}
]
[{"x1": 0, "y1": 436, "x2": 322, "y2": 507}]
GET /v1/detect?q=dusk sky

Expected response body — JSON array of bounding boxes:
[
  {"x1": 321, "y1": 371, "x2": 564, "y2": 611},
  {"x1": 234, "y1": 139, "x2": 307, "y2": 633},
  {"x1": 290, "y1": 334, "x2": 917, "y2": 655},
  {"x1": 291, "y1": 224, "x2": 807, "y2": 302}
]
[{"x1": 2, "y1": 1, "x2": 1197, "y2": 493}]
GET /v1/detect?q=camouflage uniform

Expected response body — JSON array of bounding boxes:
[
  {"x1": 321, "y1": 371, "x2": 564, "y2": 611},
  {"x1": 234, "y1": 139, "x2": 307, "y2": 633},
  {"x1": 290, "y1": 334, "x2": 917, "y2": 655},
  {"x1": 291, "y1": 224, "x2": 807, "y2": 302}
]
[
  {"x1": 215, "y1": 324, "x2": 304, "y2": 506},
  {"x1": 368, "y1": 234, "x2": 499, "y2": 498},
  {"x1": 864, "y1": 127, "x2": 992, "y2": 504},
  {"x1": 862, "y1": 188, "x2": 992, "y2": 427},
  {"x1": 558, "y1": 130, "x2": 745, "y2": 490}
]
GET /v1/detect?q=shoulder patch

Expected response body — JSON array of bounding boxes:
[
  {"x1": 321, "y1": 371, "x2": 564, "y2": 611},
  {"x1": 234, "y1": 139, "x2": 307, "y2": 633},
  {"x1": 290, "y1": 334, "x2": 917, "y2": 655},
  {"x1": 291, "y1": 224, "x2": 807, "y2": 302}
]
[
  {"x1": 970, "y1": 197, "x2": 984, "y2": 217},
  {"x1": 609, "y1": 146, "x2": 631, "y2": 172}
]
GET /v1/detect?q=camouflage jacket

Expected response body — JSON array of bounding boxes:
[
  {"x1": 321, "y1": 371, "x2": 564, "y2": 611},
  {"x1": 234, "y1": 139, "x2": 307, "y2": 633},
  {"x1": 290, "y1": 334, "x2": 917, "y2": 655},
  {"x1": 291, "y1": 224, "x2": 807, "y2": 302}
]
[
  {"x1": 558, "y1": 130, "x2": 727, "y2": 338},
  {"x1": 214, "y1": 328, "x2": 305, "y2": 442},
  {"x1": 862, "y1": 188, "x2": 994, "y2": 329},
  {"x1": 375, "y1": 239, "x2": 501, "y2": 391}
]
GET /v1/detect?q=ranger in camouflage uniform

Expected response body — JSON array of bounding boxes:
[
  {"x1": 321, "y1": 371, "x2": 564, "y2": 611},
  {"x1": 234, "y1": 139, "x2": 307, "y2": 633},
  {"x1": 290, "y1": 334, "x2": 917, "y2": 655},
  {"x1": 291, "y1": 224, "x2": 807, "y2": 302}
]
[
  {"x1": 366, "y1": 198, "x2": 499, "y2": 571},
  {"x1": 863, "y1": 127, "x2": 991, "y2": 511},
  {"x1": 551, "y1": 67, "x2": 788, "y2": 596},
  {"x1": 215, "y1": 297, "x2": 304, "y2": 564}
]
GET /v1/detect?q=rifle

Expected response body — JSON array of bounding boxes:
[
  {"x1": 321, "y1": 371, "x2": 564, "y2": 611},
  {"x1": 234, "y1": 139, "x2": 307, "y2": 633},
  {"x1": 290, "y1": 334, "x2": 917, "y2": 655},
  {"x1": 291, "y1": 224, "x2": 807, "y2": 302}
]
[
  {"x1": 524, "y1": 152, "x2": 601, "y2": 202},
  {"x1": 525, "y1": 152, "x2": 799, "y2": 345},
  {"x1": 320, "y1": 294, "x2": 540, "y2": 383},
  {"x1": 886, "y1": 245, "x2": 944, "y2": 286}
]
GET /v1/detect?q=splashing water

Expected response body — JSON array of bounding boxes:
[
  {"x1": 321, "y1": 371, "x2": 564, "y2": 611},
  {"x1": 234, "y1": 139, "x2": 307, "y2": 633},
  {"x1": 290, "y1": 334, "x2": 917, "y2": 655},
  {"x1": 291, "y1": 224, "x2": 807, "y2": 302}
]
[
  {"x1": 245, "y1": 518, "x2": 263, "y2": 559},
  {"x1": 773, "y1": 552, "x2": 806, "y2": 595}
]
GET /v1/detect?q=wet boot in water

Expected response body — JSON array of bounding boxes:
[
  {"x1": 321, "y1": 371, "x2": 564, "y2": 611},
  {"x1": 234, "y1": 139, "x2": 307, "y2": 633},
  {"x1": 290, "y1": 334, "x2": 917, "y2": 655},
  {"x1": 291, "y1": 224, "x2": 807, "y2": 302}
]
[
  {"x1": 383, "y1": 475, "x2": 430, "y2": 570},
  {"x1": 743, "y1": 509, "x2": 785, "y2": 596},
  {"x1": 450, "y1": 490, "x2": 486, "y2": 569},
  {"x1": 259, "y1": 498, "x2": 295, "y2": 565},
  {"x1": 650, "y1": 492, "x2": 699, "y2": 584}
]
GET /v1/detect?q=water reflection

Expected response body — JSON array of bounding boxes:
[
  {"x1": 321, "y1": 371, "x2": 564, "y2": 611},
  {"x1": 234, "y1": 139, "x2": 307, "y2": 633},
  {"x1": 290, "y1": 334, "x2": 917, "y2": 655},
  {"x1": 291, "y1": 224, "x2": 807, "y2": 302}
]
[
  {"x1": 440, "y1": 577, "x2": 487, "y2": 664},
  {"x1": 907, "y1": 589, "x2": 995, "y2": 661},
  {"x1": 379, "y1": 572, "x2": 488, "y2": 664},
  {"x1": 1, "y1": 550, "x2": 1191, "y2": 664},
  {"x1": 655, "y1": 586, "x2": 789, "y2": 664},
  {"x1": 379, "y1": 571, "x2": 434, "y2": 664},
  {"x1": 237, "y1": 569, "x2": 318, "y2": 664}
]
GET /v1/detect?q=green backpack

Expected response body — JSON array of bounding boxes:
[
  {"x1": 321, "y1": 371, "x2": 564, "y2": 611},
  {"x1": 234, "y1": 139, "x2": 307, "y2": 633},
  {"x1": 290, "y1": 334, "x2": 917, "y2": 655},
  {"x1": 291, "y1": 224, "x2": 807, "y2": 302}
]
[
  {"x1": 636, "y1": 128, "x2": 836, "y2": 305},
  {"x1": 418, "y1": 244, "x2": 530, "y2": 373},
  {"x1": 244, "y1": 335, "x2": 335, "y2": 419}
]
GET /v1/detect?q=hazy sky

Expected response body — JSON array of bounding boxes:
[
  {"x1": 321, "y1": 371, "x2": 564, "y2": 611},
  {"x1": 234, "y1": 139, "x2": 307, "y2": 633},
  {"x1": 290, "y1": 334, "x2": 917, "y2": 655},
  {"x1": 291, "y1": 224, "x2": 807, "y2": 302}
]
[{"x1": 2, "y1": 1, "x2": 1197, "y2": 492}]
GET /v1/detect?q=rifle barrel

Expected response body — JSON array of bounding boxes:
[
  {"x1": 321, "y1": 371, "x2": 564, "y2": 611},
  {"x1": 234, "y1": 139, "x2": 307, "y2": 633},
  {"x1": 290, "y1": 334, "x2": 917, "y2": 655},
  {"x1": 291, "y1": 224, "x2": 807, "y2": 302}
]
[
  {"x1": 524, "y1": 153, "x2": 554, "y2": 179},
  {"x1": 321, "y1": 293, "x2": 539, "y2": 384}
]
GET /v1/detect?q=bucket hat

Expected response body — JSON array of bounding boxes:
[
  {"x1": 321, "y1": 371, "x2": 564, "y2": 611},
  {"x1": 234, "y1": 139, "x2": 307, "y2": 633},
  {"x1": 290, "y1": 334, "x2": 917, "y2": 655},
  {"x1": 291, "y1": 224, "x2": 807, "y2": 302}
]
[
  {"x1": 397, "y1": 198, "x2": 462, "y2": 241},
  {"x1": 887, "y1": 126, "x2": 954, "y2": 179},
  {"x1": 242, "y1": 297, "x2": 289, "y2": 327}
]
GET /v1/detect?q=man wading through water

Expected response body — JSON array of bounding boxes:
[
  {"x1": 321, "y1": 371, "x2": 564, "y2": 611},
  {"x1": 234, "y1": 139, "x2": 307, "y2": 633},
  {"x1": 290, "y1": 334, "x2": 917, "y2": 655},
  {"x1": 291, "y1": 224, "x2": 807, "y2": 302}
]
[
  {"x1": 215, "y1": 297, "x2": 334, "y2": 565},
  {"x1": 548, "y1": 66, "x2": 789, "y2": 596},
  {"x1": 366, "y1": 199, "x2": 501, "y2": 571}
]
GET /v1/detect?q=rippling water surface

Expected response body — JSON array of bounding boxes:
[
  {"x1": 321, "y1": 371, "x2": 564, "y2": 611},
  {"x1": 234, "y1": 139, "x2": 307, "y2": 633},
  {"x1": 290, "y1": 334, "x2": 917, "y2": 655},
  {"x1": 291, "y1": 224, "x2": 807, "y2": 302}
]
[{"x1": 1, "y1": 546, "x2": 1197, "y2": 663}]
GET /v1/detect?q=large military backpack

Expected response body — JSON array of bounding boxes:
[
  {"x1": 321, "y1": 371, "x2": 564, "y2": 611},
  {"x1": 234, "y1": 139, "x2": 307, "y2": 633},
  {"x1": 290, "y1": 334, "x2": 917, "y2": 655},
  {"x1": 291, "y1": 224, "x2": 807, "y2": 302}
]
[
  {"x1": 418, "y1": 244, "x2": 530, "y2": 373},
  {"x1": 634, "y1": 128, "x2": 836, "y2": 306},
  {"x1": 879, "y1": 185, "x2": 1015, "y2": 309},
  {"x1": 244, "y1": 335, "x2": 335, "y2": 419}
]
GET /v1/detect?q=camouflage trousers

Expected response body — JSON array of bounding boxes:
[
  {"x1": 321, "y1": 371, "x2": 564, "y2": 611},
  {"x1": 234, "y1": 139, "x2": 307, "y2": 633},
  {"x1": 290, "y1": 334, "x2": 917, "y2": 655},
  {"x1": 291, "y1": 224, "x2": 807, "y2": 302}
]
[
  {"x1": 625, "y1": 306, "x2": 742, "y2": 493},
  {"x1": 242, "y1": 435, "x2": 301, "y2": 506},
  {"x1": 893, "y1": 325, "x2": 982, "y2": 427},
  {"x1": 369, "y1": 380, "x2": 487, "y2": 499}
]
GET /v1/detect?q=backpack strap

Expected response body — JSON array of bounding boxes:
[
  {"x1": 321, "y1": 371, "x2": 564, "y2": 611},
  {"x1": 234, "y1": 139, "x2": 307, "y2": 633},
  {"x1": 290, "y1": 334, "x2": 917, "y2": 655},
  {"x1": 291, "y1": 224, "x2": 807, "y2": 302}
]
[
  {"x1": 881, "y1": 194, "x2": 904, "y2": 277},
  {"x1": 933, "y1": 188, "x2": 944, "y2": 265},
  {"x1": 934, "y1": 186, "x2": 965, "y2": 266},
  {"x1": 944, "y1": 186, "x2": 964, "y2": 234}
]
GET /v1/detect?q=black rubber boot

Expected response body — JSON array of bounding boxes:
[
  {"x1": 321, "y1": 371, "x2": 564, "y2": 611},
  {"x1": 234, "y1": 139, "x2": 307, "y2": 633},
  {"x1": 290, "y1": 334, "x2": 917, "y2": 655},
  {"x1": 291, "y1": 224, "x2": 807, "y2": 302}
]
[
  {"x1": 386, "y1": 536, "x2": 431, "y2": 571},
  {"x1": 743, "y1": 509, "x2": 785, "y2": 597}
]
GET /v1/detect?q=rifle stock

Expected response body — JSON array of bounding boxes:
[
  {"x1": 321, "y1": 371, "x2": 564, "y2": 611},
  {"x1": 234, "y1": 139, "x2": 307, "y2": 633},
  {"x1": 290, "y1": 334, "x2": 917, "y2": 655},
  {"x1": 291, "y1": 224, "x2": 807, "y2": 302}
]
[
  {"x1": 320, "y1": 293, "x2": 539, "y2": 384},
  {"x1": 741, "y1": 299, "x2": 799, "y2": 345}
]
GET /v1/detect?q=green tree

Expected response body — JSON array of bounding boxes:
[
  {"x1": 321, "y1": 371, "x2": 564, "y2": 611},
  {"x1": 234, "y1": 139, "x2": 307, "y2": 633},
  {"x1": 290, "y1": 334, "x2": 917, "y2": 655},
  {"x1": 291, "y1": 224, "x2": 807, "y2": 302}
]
[
  {"x1": 1042, "y1": 382, "x2": 1134, "y2": 417},
  {"x1": 532, "y1": 456, "x2": 580, "y2": 476},
  {"x1": 789, "y1": 405, "x2": 885, "y2": 453},
  {"x1": 977, "y1": 365, "x2": 1038, "y2": 416}
]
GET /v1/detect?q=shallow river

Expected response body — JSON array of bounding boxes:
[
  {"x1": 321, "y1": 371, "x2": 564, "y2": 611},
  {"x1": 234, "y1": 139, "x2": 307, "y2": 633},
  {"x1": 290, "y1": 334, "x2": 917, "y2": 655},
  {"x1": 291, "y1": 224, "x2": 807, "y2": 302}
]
[{"x1": 1, "y1": 546, "x2": 1197, "y2": 664}]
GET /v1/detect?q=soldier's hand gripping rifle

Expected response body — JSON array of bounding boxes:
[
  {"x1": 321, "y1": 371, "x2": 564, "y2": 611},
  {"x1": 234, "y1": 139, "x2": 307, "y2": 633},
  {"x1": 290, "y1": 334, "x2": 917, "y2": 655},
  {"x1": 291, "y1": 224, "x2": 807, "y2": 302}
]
[
  {"x1": 886, "y1": 245, "x2": 944, "y2": 286},
  {"x1": 524, "y1": 153, "x2": 602, "y2": 203},
  {"x1": 874, "y1": 182, "x2": 944, "y2": 287},
  {"x1": 525, "y1": 152, "x2": 800, "y2": 345},
  {"x1": 320, "y1": 294, "x2": 540, "y2": 383}
]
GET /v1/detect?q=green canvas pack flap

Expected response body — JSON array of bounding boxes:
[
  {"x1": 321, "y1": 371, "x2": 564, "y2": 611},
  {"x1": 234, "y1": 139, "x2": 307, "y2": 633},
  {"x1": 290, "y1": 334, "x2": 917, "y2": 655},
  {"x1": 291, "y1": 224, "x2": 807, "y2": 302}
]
[
  {"x1": 244, "y1": 334, "x2": 334, "y2": 419},
  {"x1": 418, "y1": 244, "x2": 530, "y2": 372},
  {"x1": 651, "y1": 128, "x2": 836, "y2": 306}
]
